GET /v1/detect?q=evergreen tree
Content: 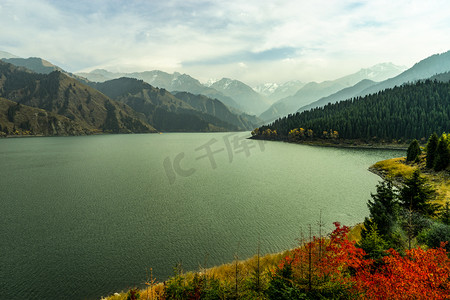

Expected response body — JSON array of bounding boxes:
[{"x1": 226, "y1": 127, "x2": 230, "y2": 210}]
[
  {"x1": 438, "y1": 202, "x2": 450, "y2": 225},
  {"x1": 253, "y1": 80, "x2": 450, "y2": 142},
  {"x1": 434, "y1": 135, "x2": 450, "y2": 171},
  {"x1": 399, "y1": 170, "x2": 438, "y2": 217},
  {"x1": 406, "y1": 139, "x2": 421, "y2": 162},
  {"x1": 426, "y1": 133, "x2": 439, "y2": 168},
  {"x1": 361, "y1": 179, "x2": 399, "y2": 252},
  {"x1": 359, "y1": 223, "x2": 389, "y2": 260}
]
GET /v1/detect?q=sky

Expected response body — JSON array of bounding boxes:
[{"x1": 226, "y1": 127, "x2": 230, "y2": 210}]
[{"x1": 0, "y1": 0, "x2": 449, "y2": 86}]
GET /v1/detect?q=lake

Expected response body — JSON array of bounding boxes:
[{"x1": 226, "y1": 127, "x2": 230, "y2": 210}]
[{"x1": 0, "y1": 133, "x2": 403, "y2": 299}]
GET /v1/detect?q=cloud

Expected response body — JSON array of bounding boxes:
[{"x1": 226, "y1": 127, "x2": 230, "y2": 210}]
[{"x1": 0, "y1": 0, "x2": 449, "y2": 84}]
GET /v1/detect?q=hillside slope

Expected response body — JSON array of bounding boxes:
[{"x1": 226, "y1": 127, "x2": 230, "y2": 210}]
[
  {"x1": 90, "y1": 77, "x2": 245, "y2": 132},
  {"x1": 253, "y1": 80, "x2": 450, "y2": 142},
  {"x1": 260, "y1": 63, "x2": 405, "y2": 122},
  {"x1": 0, "y1": 97, "x2": 88, "y2": 136},
  {"x1": 0, "y1": 61, "x2": 157, "y2": 134},
  {"x1": 358, "y1": 50, "x2": 450, "y2": 97},
  {"x1": 77, "y1": 69, "x2": 244, "y2": 112}
]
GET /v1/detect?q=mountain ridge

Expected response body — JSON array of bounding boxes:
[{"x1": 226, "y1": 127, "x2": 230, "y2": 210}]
[
  {"x1": 0, "y1": 61, "x2": 157, "y2": 134},
  {"x1": 259, "y1": 62, "x2": 407, "y2": 122},
  {"x1": 358, "y1": 50, "x2": 450, "y2": 97},
  {"x1": 89, "y1": 77, "x2": 258, "y2": 132}
]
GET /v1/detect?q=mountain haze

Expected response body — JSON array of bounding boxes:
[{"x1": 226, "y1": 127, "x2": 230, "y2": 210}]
[
  {"x1": 254, "y1": 80, "x2": 450, "y2": 142},
  {"x1": 0, "y1": 51, "x2": 20, "y2": 59},
  {"x1": 259, "y1": 63, "x2": 406, "y2": 122},
  {"x1": 0, "y1": 61, "x2": 156, "y2": 134},
  {"x1": 254, "y1": 81, "x2": 306, "y2": 104},
  {"x1": 2, "y1": 57, "x2": 64, "y2": 74},
  {"x1": 297, "y1": 79, "x2": 377, "y2": 113},
  {"x1": 358, "y1": 50, "x2": 450, "y2": 97},
  {"x1": 77, "y1": 69, "x2": 244, "y2": 112},
  {"x1": 90, "y1": 77, "x2": 255, "y2": 132},
  {"x1": 173, "y1": 92, "x2": 261, "y2": 130},
  {"x1": 209, "y1": 78, "x2": 270, "y2": 115}
]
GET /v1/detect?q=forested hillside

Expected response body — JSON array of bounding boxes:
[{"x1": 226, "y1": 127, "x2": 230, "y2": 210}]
[
  {"x1": 0, "y1": 61, "x2": 156, "y2": 134},
  {"x1": 90, "y1": 77, "x2": 257, "y2": 132},
  {"x1": 253, "y1": 80, "x2": 450, "y2": 142}
]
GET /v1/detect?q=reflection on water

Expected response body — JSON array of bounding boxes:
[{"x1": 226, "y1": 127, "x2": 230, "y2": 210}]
[{"x1": 0, "y1": 133, "x2": 403, "y2": 299}]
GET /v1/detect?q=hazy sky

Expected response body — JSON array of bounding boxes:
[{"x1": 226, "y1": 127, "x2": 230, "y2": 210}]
[{"x1": 1, "y1": 0, "x2": 449, "y2": 85}]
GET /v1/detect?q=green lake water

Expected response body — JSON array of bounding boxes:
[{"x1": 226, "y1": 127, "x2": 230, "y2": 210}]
[{"x1": 0, "y1": 133, "x2": 403, "y2": 299}]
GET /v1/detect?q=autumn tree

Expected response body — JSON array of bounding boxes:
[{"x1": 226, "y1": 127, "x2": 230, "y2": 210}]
[{"x1": 354, "y1": 245, "x2": 450, "y2": 299}]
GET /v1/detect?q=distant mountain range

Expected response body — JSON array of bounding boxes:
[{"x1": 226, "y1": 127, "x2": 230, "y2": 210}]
[
  {"x1": 89, "y1": 77, "x2": 259, "y2": 132},
  {"x1": 253, "y1": 81, "x2": 306, "y2": 104},
  {"x1": 208, "y1": 78, "x2": 270, "y2": 115},
  {"x1": 0, "y1": 51, "x2": 20, "y2": 59},
  {"x1": 2, "y1": 57, "x2": 64, "y2": 74},
  {"x1": 78, "y1": 69, "x2": 275, "y2": 115},
  {"x1": 0, "y1": 61, "x2": 156, "y2": 135},
  {"x1": 77, "y1": 69, "x2": 245, "y2": 113},
  {"x1": 1, "y1": 49, "x2": 449, "y2": 137},
  {"x1": 297, "y1": 79, "x2": 377, "y2": 113},
  {"x1": 356, "y1": 51, "x2": 450, "y2": 97},
  {"x1": 0, "y1": 57, "x2": 262, "y2": 136},
  {"x1": 259, "y1": 63, "x2": 407, "y2": 122},
  {"x1": 296, "y1": 51, "x2": 450, "y2": 114}
]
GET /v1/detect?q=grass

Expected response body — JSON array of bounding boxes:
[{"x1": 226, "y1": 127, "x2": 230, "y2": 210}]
[
  {"x1": 371, "y1": 155, "x2": 450, "y2": 205},
  {"x1": 371, "y1": 157, "x2": 418, "y2": 179}
]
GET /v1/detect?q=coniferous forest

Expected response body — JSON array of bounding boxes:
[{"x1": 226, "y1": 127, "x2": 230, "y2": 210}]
[{"x1": 253, "y1": 80, "x2": 450, "y2": 142}]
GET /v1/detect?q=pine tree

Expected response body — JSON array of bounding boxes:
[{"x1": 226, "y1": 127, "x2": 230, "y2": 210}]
[
  {"x1": 426, "y1": 133, "x2": 439, "y2": 168},
  {"x1": 399, "y1": 170, "x2": 438, "y2": 217},
  {"x1": 361, "y1": 179, "x2": 399, "y2": 253},
  {"x1": 434, "y1": 135, "x2": 450, "y2": 171},
  {"x1": 406, "y1": 139, "x2": 421, "y2": 162}
]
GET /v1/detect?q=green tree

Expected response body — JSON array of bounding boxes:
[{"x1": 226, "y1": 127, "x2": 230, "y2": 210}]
[
  {"x1": 359, "y1": 223, "x2": 389, "y2": 260},
  {"x1": 438, "y1": 202, "x2": 450, "y2": 225},
  {"x1": 399, "y1": 170, "x2": 437, "y2": 217},
  {"x1": 362, "y1": 180, "x2": 399, "y2": 239},
  {"x1": 419, "y1": 222, "x2": 450, "y2": 251},
  {"x1": 406, "y1": 139, "x2": 421, "y2": 162},
  {"x1": 434, "y1": 134, "x2": 450, "y2": 171},
  {"x1": 426, "y1": 133, "x2": 439, "y2": 168}
]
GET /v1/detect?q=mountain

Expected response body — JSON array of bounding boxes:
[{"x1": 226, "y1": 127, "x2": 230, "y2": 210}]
[
  {"x1": 429, "y1": 71, "x2": 450, "y2": 82},
  {"x1": 259, "y1": 63, "x2": 406, "y2": 122},
  {"x1": 2, "y1": 57, "x2": 90, "y2": 84},
  {"x1": 209, "y1": 78, "x2": 270, "y2": 115},
  {"x1": 1, "y1": 57, "x2": 64, "y2": 74},
  {"x1": 297, "y1": 79, "x2": 377, "y2": 113},
  {"x1": 173, "y1": 92, "x2": 262, "y2": 130},
  {"x1": 358, "y1": 51, "x2": 450, "y2": 97},
  {"x1": 0, "y1": 97, "x2": 87, "y2": 136},
  {"x1": 253, "y1": 80, "x2": 450, "y2": 142},
  {"x1": 90, "y1": 77, "x2": 249, "y2": 132},
  {"x1": 0, "y1": 61, "x2": 156, "y2": 134},
  {"x1": 75, "y1": 68, "x2": 124, "y2": 82},
  {"x1": 254, "y1": 81, "x2": 305, "y2": 104},
  {"x1": 0, "y1": 51, "x2": 20, "y2": 59},
  {"x1": 77, "y1": 69, "x2": 243, "y2": 112}
]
